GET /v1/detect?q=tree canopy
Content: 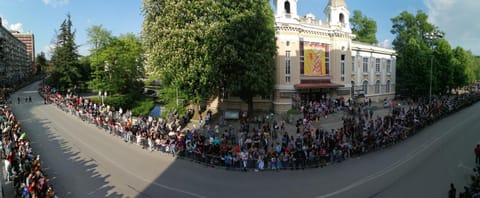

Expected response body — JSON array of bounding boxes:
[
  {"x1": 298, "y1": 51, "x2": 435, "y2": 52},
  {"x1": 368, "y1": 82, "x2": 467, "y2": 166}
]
[
  {"x1": 88, "y1": 29, "x2": 144, "y2": 95},
  {"x1": 46, "y1": 14, "x2": 82, "y2": 91},
  {"x1": 35, "y1": 52, "x2": 48, "y2": 74},
  {"x1": 350, "y1": 10, "x2": 378, "y2": 44},
  {"x1": 142, "y1": 0, "x2": 276, "y2": 114},
  {"x1": 391, "y1": 10, "x2": 478, "y2": 98}
]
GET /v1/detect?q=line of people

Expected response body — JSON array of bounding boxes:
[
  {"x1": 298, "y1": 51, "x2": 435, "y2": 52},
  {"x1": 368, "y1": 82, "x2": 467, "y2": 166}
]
[
  {"x1": 40, "y1": 80, "x2": 480, "y2": 173},
  {"x1": 0, "y1": 105, "x2": 56, "y2": 197}
]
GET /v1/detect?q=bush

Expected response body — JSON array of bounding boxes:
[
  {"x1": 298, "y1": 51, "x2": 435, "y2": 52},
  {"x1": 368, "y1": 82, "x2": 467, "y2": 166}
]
[
  {"x1": 89, "y1": 93, "x2": 155, "y2": 116},
  {"x1": 287, "y1": 108, "x2": 301, "y2": 115},
  {"x1": 131, "y1": 98, "x2": 155, "y2": 116}
]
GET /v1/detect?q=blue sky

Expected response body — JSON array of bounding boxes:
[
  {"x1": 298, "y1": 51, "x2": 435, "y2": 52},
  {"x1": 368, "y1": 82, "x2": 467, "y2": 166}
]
[{"x1": 1, "y1": 0, "x2": 479, "y2": 57}]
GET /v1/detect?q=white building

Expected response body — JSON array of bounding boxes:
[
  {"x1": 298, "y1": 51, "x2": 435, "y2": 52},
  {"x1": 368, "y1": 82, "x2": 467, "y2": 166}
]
[
  {"x1": 0, "y1": 17, "x2": 31, "y2": 86},
  {"x1": 272, "y1": 0, "x2": 396, "y2": 112}
]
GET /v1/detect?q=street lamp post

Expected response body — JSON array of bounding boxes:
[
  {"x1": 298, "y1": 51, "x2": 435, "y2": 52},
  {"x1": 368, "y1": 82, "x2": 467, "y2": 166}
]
[{"x1": 424, "y1": 31, "x2": 443, "y2": 103}]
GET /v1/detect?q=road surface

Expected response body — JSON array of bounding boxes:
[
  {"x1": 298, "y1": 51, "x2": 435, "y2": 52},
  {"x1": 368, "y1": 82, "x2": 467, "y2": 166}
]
[{"x1": 10, "y1": 82, "x2": 478, "y2": 198}]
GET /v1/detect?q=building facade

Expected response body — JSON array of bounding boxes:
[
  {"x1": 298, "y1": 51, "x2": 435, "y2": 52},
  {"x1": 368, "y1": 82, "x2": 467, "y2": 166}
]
[
  {"x1": 272, "y1": 0, "x2": 396, "y2": 112},
  {"x1": 12, "y1": 31, "x2": 35, "y2": 74},
  {"x1": 0, "y1": 18, "x2": 31, "y2": 86}
]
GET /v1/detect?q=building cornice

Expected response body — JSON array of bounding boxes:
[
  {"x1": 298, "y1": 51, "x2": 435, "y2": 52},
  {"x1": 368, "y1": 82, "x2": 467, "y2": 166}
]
[{"x1": 275, "y1": 22, "x2": 355, "y2": 40}]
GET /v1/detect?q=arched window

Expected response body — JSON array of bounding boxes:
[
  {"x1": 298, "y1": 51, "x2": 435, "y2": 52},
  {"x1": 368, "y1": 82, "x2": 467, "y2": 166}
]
[
  {"x1": 375, "y1": 80, "x2": 381, "y2": 94},
  {"x1": 284, "y1": 1, "x2": 291, "y2": 14},
  {"x1": 339, "y1": 13, "x2": 345, "y2": 24},
  {"x1": 363, "y1": 81, "x2": 368, "y2": 95},
  {"x1": 386, "y1": 80, "x2": 391, "y2": 93}
]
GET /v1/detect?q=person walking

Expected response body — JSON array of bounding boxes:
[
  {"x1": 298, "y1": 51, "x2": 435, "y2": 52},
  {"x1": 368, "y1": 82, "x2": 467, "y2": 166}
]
[{"x1": 474, "y1": 144, "x2": 480, "y2": 165}]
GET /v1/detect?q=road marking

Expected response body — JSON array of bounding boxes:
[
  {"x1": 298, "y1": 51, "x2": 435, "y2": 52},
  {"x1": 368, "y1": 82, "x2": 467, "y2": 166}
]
[
  {"x1": 22, "y1": 90, "x2": 38, "y2": 93},
  {"x1": 316, "y1": 113, "x2": 472, "y2": 198},
  {"x1": 37, "y1": 106, "x2": 206, "y2": 198}
]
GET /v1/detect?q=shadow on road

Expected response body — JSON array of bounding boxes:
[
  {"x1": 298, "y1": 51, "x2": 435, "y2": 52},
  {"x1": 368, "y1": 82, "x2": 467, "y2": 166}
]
[{"x1": 17, "y1": 115, "x2": 123, "y2": 198}]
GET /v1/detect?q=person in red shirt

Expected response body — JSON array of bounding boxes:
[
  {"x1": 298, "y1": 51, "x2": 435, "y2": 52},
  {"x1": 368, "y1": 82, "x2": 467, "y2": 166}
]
[{"x1": 474, "y1": 144, "x2": 480, "y2": 165}]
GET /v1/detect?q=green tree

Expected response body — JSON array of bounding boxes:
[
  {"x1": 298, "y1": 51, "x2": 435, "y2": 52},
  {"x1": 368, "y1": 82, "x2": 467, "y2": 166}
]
[
  {"x1": 86, "y1": 25, "x2": 112, "y2": 52},
  {"x1": 432, "y1": 39, "x2": 454, "y2": 94},
  {"x1": 452, "y1": 48, "x2": 476, "y2": 90},
  {"x1": 143, "y1": 0, "x2": 276, "y2": 116},
  {"x1": 211, "y1": 0, "x2": 276, "y2": 116},
  {"x1": 88, "y1": 33, "x2": 144, "y2": 94},
  {"x1": 35, "y1": 52, "x2": 48, "y2": 74},
  {"x1": 47, "y1": 14, "x2": 82, "y2": 91},
  {"x1": 350, "y1": 10, "x2": 378, "y2": 44},
  {"x1": 474, "y1": 56, "x2": 480, "y2": 80},
  {"x1": 391, "y1": 11, "x2": 436, "y2": 97},
  {"x1": 142, "y1": 0, "x2": 220, "y2": 105}
]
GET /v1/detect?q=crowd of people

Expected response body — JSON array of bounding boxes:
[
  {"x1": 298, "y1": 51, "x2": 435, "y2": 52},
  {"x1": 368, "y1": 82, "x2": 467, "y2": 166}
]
[
  {"x1": 39, "y1": 80, "x2": 480, "y2": 173},
  {"x1": 448, "y1": 145, "x2": 480, "y2": 198},
  {"x1": 0, "y1": 104, "x2": 56, "y2": 197}
]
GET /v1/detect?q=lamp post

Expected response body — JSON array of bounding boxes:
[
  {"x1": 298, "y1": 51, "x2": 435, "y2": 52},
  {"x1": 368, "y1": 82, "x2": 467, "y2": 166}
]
[{"x1": 424, "y1": 31, "x2": 443, "y2": 103}]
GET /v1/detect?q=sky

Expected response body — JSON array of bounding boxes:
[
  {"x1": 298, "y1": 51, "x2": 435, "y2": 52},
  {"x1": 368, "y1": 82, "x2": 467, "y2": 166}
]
[{"x1": 0, "y1": 0, "x2": 479, "y2": 58}]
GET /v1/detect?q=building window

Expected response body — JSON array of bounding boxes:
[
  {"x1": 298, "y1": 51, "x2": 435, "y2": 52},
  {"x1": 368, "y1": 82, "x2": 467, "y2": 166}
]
[
  {"x1": 285, "y1": 50, "x2": 291, "y2": 83},
  {"x1": 300, "y1": 41, "x2": 304, "y2": 74},
  {"x1": 363, "y1": 81, "x2": 368, "y2": 94},
  {"x1": 339, "y1": 13, "x2": 345, "y2": 24},
  {"x1": 375, "y1": 80, "x2": 380, "y2": 94},
  {"x1": 341, "y1": 54, "x2": 345, "y2": 81},
  {"x1": 362, "y1": 57, "x2": 368, "y2": 73},
  {"x1": 386, "y1": 80, "x2": 391, "y2": 93},
  {"x1": 386, "y1": 59, "x2": 391, "y2": 73},
  {"x1": 284, "y1": 1, "x2": 291, "y2": 14},
  {"x1": 351, "y1": 56, "x2": 355, "y2": 72},
  {"x1": 375, "y1": 58, "x2": 381, "y2": 73},
  {"x1": 325, "y1": 47, "x2": 330, "y2": 74}
]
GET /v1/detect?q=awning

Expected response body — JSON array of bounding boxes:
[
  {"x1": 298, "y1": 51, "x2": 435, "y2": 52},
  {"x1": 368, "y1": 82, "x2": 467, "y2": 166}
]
[{"x1": 294, "y1": 83, "x2": 344, "y2": 89}]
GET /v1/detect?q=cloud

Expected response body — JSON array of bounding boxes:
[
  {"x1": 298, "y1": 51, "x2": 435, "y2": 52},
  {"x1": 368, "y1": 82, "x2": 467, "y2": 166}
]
[
  {"x1": 42, "y1": 0, "x2": 69, "y2": 7},
  {"x1": 0, "y1": 17, "x2": 24, "y2": 32},
  {"x1": 9, "y1": 22, "x2": 24, "y2": 32},
  {"x1": 378, "y1": 39, "x2": 392, "y2": 49},
  {"x1": 42, "y1": 44, "x2": 56, "y2": 59},
  {"x1": 425, "y1": 0, "x2": 480, "y2": 54}
]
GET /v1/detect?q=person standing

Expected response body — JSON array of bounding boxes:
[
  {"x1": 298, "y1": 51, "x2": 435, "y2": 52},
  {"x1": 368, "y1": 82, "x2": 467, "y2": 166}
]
[
  {"x1": 475, "y1": 144, "x2": 480, "y2": 165},
  {"x1": 448, "y1": 183, "x2": 456, "y2": 198}
]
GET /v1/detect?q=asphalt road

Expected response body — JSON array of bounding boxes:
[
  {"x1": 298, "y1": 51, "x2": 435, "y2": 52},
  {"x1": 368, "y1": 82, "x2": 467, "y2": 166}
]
[{"x1": 10, "y1": 82, "x2": 479, "y2": 198}]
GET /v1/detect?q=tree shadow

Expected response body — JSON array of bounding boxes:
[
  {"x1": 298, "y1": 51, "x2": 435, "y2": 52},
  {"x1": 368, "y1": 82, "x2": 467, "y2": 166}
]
[{"x1": 14, "y1": 117, "x2": 124, "y2": 198}]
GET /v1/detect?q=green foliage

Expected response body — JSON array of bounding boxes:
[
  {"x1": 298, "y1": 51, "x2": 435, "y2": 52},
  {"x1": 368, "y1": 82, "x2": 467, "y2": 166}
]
[
  {"x1": 131, "y1": 98, "x2": 155, "y2": 116},
  {"x1": 391, "y1": 10, "x2": 478, "y2": 96},
  {"x1": 87, "y1": 30, "x2": 144, "y2": 95},
  {"x1": 89, "y1": 93, "x2": 155, "y2": 116},
  {"x1": 391, "y1": 11, "x2": 437, "y2": 97},
  {"x1": 474, "y1": 56, "x2": 480, "y2": 80},
  {"x1": 452, "y1": 47, "x2": 476, "y2": 88},
  {"x1": 287, "y1": 108, "x2": 301, "y2": 115},
  {"x1": 47, "y1": 14, "x2": 83, "y2": 91},
  {"x1": 86, "y1": 25, "x2": 112, "y2": 51},
  {"x1": 142, "y1": 0, "x2": 219, "y2": 105},
  {"x1": 35, "y1": 52, "x2": 48, "y2": 74},
  {"x1": 207, "y1": 0, "x2": 277, "y2": 115},
  {"x1": 142, "y1": 0, "x2": 276, "y2": 116},
  {"x1": 433, "y1": 39, "x2": 454, "y2": 94},
  {"x1": 350, "y1": 10, "x2": 378, "y2": 44}
]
